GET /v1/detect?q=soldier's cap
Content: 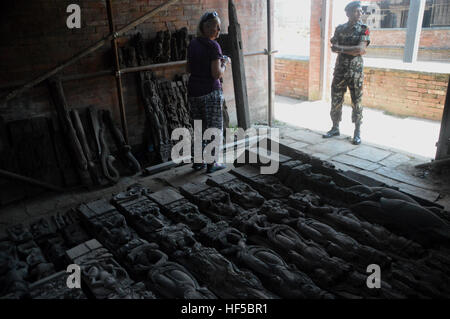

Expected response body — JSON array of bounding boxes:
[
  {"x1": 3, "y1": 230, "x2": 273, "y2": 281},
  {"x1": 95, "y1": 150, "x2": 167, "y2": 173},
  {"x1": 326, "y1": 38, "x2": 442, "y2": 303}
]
[{"x1": 345, "y1": 1, "x2": 362, "y2": 12}]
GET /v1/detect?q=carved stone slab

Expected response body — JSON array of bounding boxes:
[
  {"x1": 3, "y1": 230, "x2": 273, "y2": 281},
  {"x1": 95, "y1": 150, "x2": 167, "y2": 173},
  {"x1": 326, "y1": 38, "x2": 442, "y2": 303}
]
[
  {"x1": 78, "y1": 199, "x2": 116, "y2": 220},
  {"x1": 230, "y1": 165, "x2": 261, "y2": 179},
  {"x1": 206, "y1": 172, "x2": 237, "y2": 187},
  {"x1": 164, "y1": 199, "x2": 211, "y2": 231},
  {"x1": 112, "y1": 184, "x2": 151, "y2": 205},
  {"x1": 148, "y1": 261, "x2": 217, "y2": 299},
  {"x1": 148, "y1": 188, "x2": 184, "y2": 206},
  {"x1": 180, "y1": 184, "x2": 241, "y2": 222},
  {"x1": 66, "y1": 239, "x2": 156, "y2": 299},
  {"x1": 29, "y1": 271, "x2": 87, "y2": 299},
  {"x1": 180, "y1": 182, "x2": 210, "y2": 196}
]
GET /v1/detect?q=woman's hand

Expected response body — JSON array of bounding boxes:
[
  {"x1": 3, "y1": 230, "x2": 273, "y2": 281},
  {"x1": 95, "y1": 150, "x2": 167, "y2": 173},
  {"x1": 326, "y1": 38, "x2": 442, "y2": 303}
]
[{"x1": 221, "y1": 56, "x2": 231, "y2": 67}]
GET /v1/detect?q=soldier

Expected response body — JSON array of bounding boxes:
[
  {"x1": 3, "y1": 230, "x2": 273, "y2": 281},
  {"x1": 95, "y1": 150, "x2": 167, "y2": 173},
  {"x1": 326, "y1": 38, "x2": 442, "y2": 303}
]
[{"x1": 323, "y1": 1, "x2": 370, "y2": 145}]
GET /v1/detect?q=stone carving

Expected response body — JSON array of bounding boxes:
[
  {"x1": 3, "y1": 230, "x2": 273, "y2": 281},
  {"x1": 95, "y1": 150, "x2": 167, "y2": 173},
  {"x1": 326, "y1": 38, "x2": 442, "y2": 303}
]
[
  {"x1": 112, "y1": 183, "x2": 150, "y2": 205},
  {"x1": 158, "y1": 80, "x2": 182, "y2": 135},
  {"x1": 121, "y1": 46, "x2": 138, "y2": 67},
  {"x1": 40, "y1": 234, "x2": 68, "y2": 270},
  {"x1": 139, "y1": 71, "x2": 171, "y2": 162},
  {"x1": 61, "y1": 222, "x2": 90, "y2": 248},
  {"x1": 236, "y1": 245, "x2": 334, "y2": 299},
  {"x1": 220, "y1": 179, "x2": 265, "y2": 209},
  {"x1": 231, "y1": 209, "x2": 270, "y2": 235},
  {"x1": 289, "y1": 192, "x2": 426, "y2": 259},
  {"x1": 118, "y1": 197, "x2": 170, "y2": 239},
  {"x1": 83, "y1": 261, "x2": 133, "y2": 299},
  {"x1": 161, "y1": 30, "x2": 171, "y2": 63},
  {"x1": 98, "y1": 110, "x2": 120, "y2": 184},
  {"x1": 199, "y1": 221, "x2": 247, "y2": 256},
  {"x1": 232, "y1": 167, "x2": 293, "y2": 199},
  {"x1": 257, "y1": 199, "x2": 304, "y2": 225},
  {"x1": 132, "y1": 32, "x2": 148, "y2": 66},
  {"x1": 124, "y1": 243, "x2": 165, "y2": 279},
  {"x1": 150, "y1": 261, "x2": 217, "y2": 299},
  {"x1": 176, "y1": 27, "x2": 189, "y2": 60},
  {"x1": 6, "y1": 224, "x2": 33, "y2": 243},
  {"x1": 164, "y1": 199, "x2": 211, "y2": 232},
  {"x1": 350, "y1": 198, "x2": 450, "y2": 248},
  {"x1": 173, "y1": 243, "x2": 278, "y2": 299},
  {"x1": 103, "y1": 110, "x2": 141, "y2": 175},
  {"x1": 30, "y1": 271, "x2": 87, "y2": 299},
  {"x1": 154, "y1": 224, "x2": 197, "y2": 254},
  {"x1": 0, "y1": 243, "x2": 29, "y2": 298},
  {"x1": 296, "y1": 217, "x2": 392, "y2": 268},
  {"x1": 314, "y1": 206, "x2": 425, "y2": 258},
  {"x1": 151, "y1": 31, "x2": 164, "y2": 63},
  {"x1": 29, "y1": 218, "x2": 56, "y2": 242},
  {"x1": 89, "y1": 212, "x2": 135, "y2": 252},
  {"x1": 67, "y1": 240, "x2": 156, "y2": 299},
  {"x1": 181, "y1": 184, "x2": 241, "y2": 222}
]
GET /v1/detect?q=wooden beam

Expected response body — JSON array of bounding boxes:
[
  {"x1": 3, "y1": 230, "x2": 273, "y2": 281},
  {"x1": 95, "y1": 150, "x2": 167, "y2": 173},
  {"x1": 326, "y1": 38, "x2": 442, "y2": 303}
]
[
  {"x1": 106, "y1": 0, "x2": 129, "y2": 144},
  {"x1": 435, "y1": 75, "x2": 450, "y2": 160},
  {"x1": 0, "y1": 169, "x2": 64, "y2": 193},
  {"x1": 228, "y1": 0, "x2": 251, "y2": 130}
]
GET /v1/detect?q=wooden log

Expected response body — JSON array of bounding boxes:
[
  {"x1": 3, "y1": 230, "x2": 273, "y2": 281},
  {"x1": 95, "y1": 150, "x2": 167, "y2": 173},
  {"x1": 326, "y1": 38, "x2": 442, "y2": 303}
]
[
  {"x1": 103, "y1": 110, "x2": 142, "y2": 174},
  {"x1": 0, "y1": 169, "x2": 64, "y2": 192},
  {"x1": 228, "y1": 0, "x2": 251, "y2": 130},
  {"x1": 48, "y1": 78, "x2": 92, "y2": 188},
  {"x1": 435, "y1": 76, "x2": 450, "y2": 160}
]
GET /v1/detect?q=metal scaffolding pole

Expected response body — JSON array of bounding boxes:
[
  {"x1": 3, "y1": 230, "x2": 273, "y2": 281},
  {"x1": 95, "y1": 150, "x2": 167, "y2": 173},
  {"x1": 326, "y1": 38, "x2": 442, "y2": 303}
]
[{"x1": 106, "y1": 0, "x2": 129, "y2": 144}]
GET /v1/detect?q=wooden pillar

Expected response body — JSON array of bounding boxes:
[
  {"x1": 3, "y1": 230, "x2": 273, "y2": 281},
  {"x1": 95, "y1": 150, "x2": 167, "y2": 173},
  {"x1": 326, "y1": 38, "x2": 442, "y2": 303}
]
[
  {"x1": 267, "y1": 0, "x2": 274, "y2": 127},
  {"x1": 228, "y1": 0, "x2": 251, "y2": 130},
  {"x1": 106, "y1": 0, "x2": 129, "y2": 144},
  {"x1": 319, "y1": 0, "x2": 331, "y2": 100},
  {"x1": 435, "y1": 76, "x2": 450, "y2": 160}
]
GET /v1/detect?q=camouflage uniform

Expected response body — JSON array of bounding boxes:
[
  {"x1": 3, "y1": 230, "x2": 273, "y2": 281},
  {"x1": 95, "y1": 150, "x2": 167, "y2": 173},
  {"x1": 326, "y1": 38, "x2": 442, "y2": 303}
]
[{"x1": 330, "y1": 21, "x2": 370, "y2": 125}]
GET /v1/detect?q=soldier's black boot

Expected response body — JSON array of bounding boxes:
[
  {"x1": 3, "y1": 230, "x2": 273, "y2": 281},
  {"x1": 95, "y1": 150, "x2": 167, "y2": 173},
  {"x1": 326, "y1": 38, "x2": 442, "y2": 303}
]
[
  {"x1": 323, "y1": 122, "x2": 340, "y2": 138},
  {"x1": 352, "y1": 123, "x2": 361, "y2": 145}
]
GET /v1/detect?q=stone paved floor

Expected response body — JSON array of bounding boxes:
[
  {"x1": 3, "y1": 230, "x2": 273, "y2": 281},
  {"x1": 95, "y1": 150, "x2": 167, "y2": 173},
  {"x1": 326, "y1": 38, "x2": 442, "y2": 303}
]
[{"x1": 272, "y1": 113, "x2": 450, "y2": 210}]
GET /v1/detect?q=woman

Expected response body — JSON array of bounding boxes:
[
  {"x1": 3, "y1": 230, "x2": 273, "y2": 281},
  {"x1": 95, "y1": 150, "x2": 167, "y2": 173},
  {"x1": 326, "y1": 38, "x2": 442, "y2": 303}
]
[{"x1": 187, "y1": 11, "x2": 231, "y2": 173}]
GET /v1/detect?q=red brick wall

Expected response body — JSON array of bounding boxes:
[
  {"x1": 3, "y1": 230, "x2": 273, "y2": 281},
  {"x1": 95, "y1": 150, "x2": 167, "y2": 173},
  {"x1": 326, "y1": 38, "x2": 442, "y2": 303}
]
[
  {"x1": 0, "y1": 0, "x2": 269, "y2": 146},
  {"x1": 370, "y1": 28, "x2": 450, "y2": 48},
  {"x1": 357, "y1": 68, "x2": 448, "y2": 121},
  {"x1": 275, "y1": 58, "x2": 309, "y2": 99},
  {"x1": 275, "y1": 57, "x2": 448, "y2": 121},
  {"x1": 367, "y1": 28, "x2": 450, "y2": 61}
]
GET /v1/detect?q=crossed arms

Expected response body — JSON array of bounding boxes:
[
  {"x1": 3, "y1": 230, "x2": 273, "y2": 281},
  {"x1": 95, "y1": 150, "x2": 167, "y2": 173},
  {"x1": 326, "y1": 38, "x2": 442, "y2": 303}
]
[{"x1": 331, "y1": 41, "x2": 369, "y2": 56}]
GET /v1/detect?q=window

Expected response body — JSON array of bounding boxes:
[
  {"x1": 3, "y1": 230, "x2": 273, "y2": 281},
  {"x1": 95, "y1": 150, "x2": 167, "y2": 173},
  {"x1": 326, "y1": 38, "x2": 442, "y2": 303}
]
[{"x1": 362, "y1": 0, "x2": 450, "y2": 29}]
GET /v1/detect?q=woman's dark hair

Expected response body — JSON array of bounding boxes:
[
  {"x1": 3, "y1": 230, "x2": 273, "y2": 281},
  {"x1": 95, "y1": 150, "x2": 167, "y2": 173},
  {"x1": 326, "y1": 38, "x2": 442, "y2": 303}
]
[{"x1": 198, "y1": 11, "x2": 219, "y2": 36}]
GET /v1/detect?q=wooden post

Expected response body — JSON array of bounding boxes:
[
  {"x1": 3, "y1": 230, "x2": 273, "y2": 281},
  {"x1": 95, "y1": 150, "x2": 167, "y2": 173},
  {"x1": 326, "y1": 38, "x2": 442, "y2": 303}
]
[
  {"x1": 228, "y1": 0, "x2": 251, "y2": 130},
  {"x1": 435, "y1": 76, "x2": 450, "y2": 160},
  {"x1": 106, "y1": 0, "x2": 129, "y2": 144},
  {"x1": 0, "y1": 169, "x2": 64, "y2": 192},
  {"x1": 267, "y1": 0, "x2": 274, "y2": 127}
]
